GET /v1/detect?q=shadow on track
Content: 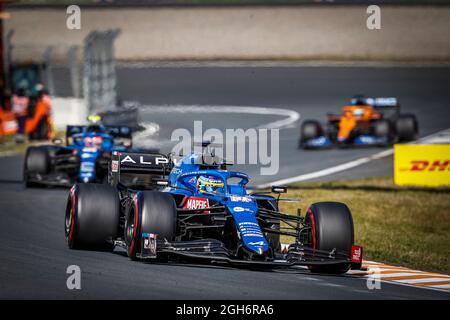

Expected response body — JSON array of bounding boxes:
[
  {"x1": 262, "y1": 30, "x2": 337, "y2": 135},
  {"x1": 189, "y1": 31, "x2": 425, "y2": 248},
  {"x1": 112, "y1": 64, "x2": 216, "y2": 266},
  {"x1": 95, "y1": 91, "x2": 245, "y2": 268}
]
[
  {"x1": 0, "y1": 179, "x2": 23, "y2": 184},
  {"x1": 110, "y1": 247, "x2": 353, "y2": 279}
]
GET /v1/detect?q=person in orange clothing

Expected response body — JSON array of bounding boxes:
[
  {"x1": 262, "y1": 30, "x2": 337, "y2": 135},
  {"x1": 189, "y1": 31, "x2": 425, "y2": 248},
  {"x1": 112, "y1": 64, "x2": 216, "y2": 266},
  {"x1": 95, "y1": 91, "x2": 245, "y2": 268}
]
[
  {"x1": 0, "y1": 91, "x2": 18, "y2": 139},
  {"x1": 12, "y1": 87, "x2": 30, "y2": 143},
  {"x1": 26, "y1": 84, "x2": 54, "y2": 140},
  {"x1": 38, "y1": 87, "x2": 55, "y2": 140},
  {"x1": 0, "y1": 106, "x2": 4, "y2": 140}
]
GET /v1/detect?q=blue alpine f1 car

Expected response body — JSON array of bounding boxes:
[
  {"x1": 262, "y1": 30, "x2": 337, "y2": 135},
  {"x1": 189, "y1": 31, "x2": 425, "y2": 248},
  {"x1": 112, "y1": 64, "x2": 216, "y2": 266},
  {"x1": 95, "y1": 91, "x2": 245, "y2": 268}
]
[
  {"x1": 24, "y1": 118, "x2": 132, "y2": 187},
  {"x1": 299, "y1": 96, "x2": 418, "y2": 149},
  {"x1": 65, "y1": 144, "x2": 363, "y2": 273}
]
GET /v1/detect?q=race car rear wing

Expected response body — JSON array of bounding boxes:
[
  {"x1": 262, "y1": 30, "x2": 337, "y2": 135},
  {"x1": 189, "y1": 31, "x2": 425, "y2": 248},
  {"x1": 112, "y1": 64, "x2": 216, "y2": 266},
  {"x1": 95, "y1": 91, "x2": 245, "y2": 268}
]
[
  {"x1": 66, "y1": 125, "x2": 132, "y2": 139},
  {"x1": 65, "y1": 125, "x2": 132, "y2": 147},
  {"x1": 105, "y1": 126, "x2": 133, "y2": 139},
  {"x1": 351, "y1": 97, "x2": 400, "y2": 109},
  {"x1": 109, "y1": 152, "x2": 172, "y2": 188}
]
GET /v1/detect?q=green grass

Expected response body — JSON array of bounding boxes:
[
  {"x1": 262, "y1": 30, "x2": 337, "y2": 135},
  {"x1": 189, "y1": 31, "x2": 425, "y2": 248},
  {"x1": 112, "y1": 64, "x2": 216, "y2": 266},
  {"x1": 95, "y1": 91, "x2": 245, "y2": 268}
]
[
  {"x1": 0, "y1": 135, "x2": 30, "y2": 156},
  {"x1": 0, "y1": 131, "x2": 65, "y2": 156},
  {"x1": 276, "y1": 177, "x2": 450, "y2": 274}
]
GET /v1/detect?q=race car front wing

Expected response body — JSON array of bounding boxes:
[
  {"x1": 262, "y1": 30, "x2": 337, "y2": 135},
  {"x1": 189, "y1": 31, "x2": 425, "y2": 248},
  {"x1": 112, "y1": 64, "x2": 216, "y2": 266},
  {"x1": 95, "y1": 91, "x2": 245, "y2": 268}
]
[{"x1": 134, "y1": 235, "x2": 361, "y2": 269}]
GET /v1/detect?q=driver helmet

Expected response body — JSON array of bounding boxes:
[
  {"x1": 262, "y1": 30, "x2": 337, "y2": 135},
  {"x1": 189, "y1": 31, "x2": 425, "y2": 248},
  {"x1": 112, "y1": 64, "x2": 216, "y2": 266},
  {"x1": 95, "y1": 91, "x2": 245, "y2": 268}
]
[
  {"x1": 197, "y1": 175, "x2": 224, "y2": 194},
  {"x1": 353, "y1": 108, "x2": 364, "y2": 116}
]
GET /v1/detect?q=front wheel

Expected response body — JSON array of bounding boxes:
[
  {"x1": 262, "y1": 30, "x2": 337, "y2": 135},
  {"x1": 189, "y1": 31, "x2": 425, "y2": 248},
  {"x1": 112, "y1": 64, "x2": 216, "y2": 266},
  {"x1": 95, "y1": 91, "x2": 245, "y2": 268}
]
[
  {"x1": 299, "y1": 120, "x2": 323, "y2": 149},
  {"x1": 24, "y1": 146, "x2": 50, "y2": 187},
  {"x1": 125, "y1": 191, "x2": 177, "y2": 260},
  {"x1": 305, "y1": 202, "x2": 354, "y2": 274},
  {"x1": 373, "y1": 119, "x2": 394, "y2": 147}
]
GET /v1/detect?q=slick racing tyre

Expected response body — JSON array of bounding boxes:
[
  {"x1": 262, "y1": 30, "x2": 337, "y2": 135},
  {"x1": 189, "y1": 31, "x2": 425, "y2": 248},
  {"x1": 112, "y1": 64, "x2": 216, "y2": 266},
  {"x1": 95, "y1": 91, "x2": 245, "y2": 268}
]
[
  {"x1": 373, "y1": 119, "x2": 393, "y2": 146},
  {"x1": 299, "y1": 120, "x2": 322, "y2": 148},
  {"x1": 65, "y1": 183, "x2": 119, "y2": 251},
  {"x1": 125, "y1": 191, "x2": 177, "y2": 260},
  {"x1": 305, "y1": 202, "x2": 354, "y2": 274},
  {"x1": 25, "y1": 146, "x2": 50, "y2": 174},
  {"x1": 24, "y1": 146, "x2": 50, "y2": 187},
  {"x1": 373, "y1": 119, "x2": 390, "y2": 138},
  {"x1": 396, "y1": 114, "x2": 418, "y2": 142}
]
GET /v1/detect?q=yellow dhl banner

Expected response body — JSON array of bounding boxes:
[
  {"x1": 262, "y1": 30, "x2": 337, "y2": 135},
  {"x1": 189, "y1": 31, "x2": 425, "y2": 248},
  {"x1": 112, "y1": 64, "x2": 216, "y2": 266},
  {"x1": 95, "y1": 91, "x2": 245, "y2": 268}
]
[{"x1": 394, "y1": 144, "x2": 450, "y2": 187}]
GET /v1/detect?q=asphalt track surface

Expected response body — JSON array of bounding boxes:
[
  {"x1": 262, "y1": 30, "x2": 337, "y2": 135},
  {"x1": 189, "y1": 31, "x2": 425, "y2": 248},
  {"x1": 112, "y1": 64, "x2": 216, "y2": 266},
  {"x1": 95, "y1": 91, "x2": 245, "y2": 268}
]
[
  {"x1": 116, "y1": 65, "x2": 450, "y2": 186},
  {"x1": 1, "y1": 66, "x2": 449, "y2": 299}
]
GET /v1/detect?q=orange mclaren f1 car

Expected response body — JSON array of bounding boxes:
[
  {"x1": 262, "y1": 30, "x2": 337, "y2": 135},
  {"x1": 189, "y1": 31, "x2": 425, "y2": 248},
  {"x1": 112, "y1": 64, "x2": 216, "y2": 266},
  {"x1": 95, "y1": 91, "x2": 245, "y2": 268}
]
[{"x1": 299, "y1": 96, "x2": 418, "y2": 149}]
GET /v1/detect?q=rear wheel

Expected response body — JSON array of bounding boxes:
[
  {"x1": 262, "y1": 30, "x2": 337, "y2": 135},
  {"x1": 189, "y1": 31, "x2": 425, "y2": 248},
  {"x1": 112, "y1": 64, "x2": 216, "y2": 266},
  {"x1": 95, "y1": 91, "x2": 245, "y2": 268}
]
[
  {"x1": 305, "y1": 202, "x2": 354, "y2": 274},
  {"x1": 396, "y1": 114, "x2": 418, "y2": 142},
  {"x1": 65, "y1": 183, "x2": 119, "y2": 251},
  {"x1": 125, "y1": 191, "x2": 177, "y2": 260}
]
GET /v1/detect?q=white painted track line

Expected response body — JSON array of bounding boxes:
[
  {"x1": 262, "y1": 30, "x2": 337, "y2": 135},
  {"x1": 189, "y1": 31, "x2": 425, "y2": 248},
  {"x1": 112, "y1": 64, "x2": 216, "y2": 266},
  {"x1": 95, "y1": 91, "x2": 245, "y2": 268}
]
[
  {"x1": 257, "y1": 128, "x2": 450, "y2": 189},
  {"x1": 139, "y1": 105, "x2": 301, "y2": 130},
  {"x1": 396, "y1": 278, "x2": 450, "y2": 284},
  {"x1": 256, "y1": 149, "x2": 393, "y2": 188}
]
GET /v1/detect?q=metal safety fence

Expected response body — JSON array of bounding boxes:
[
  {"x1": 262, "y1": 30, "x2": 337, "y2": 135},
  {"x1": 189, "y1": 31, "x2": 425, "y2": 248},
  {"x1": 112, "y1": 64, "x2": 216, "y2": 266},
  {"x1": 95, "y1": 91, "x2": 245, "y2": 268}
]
[
  {"x1": 5, "y1": 28, "x2": 121, "y2": 115},
  {"x1": 83, "y1": 29, "x2": 121, "y2": 114}
]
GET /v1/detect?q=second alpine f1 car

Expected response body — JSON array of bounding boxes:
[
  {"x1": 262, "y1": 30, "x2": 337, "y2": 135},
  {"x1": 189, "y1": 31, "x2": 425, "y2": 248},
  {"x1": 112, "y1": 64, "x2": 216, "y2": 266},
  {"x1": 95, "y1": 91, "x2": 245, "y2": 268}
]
[
  {"x1": 24, "y1": 117, "x2": 132, "y2": 187},
  {"x1": 299, "y1": 96, "x2": 419, "y2": 149},
  {"x1": 65, "y1": 144, "x2": 363, "y2": 273}
]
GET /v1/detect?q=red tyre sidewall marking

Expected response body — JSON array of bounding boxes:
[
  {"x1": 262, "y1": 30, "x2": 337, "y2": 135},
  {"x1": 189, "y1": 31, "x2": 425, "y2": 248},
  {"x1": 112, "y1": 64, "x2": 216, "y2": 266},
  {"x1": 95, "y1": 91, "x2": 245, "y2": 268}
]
[
  {"x1": 128, "y1": 194, "x2": 140, "y2": 257},
  {"x1": 307, "y1": 208, "x2": 316, "y2": 250},
  {"x1": 68, "y1": 186, "x2": 77, "y2": 243},
  {"x1": 307, "y1": 208, "x2": 317, "y2": 271}
]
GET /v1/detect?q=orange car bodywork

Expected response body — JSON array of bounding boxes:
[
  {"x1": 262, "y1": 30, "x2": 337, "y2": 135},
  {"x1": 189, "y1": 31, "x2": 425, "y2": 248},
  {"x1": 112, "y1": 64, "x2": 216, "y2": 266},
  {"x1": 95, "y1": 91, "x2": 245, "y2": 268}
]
[{"x1": 333, "y1": 105, "x2": 381, "y2": 141}]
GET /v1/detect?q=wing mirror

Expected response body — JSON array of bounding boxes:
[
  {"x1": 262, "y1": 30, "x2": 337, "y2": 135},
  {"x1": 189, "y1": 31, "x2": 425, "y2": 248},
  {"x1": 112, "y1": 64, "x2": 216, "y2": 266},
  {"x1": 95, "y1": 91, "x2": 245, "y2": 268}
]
[
  {"x1": 152, "y1": 178, "x2": 169, "y2": 186},
  {"x1": 271, "y1": 186, "x2": 287, "y2": 194}
]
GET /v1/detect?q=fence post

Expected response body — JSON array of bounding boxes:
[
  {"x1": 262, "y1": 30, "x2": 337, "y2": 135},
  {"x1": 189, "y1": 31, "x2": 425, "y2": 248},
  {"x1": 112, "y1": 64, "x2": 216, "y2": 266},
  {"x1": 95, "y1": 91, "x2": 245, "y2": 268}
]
[
  {"x1": 68, "y1": 46, "x2": 81, "y2": 98},
  {"x1": 4, "y1": 29, "x2": 14, "y2": 91},
  {"x1": 42, "y1": 46, "x2": 55, "y2": 96},
  {"x1": 82, "y1": 29, "x2": 120, "y2": 115}
]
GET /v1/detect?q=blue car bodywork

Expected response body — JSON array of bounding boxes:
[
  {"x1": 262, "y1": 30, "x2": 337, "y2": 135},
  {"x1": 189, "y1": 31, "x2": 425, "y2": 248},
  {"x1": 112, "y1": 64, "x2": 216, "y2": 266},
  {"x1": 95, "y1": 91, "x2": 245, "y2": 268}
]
[
  {"x1": 106, "y1": 150, "x2": 361, "y2": 269},
  {"x1": 68, "y1": 130, "x2": 127, "y2": 183},
  {"x1": 24, "y1": 124, "x2": 131, "y2": 187},
  {"x1": 303, "y1": 133, "x2": 388, "y2": 149},
  {"x1": 166, "y1": 153, "x2": 271, "y2": 255}
]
